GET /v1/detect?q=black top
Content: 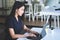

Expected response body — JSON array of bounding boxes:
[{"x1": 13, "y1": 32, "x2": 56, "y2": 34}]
[{"x1": 5, "y1": 16, "x2": 24, "y2": 40}]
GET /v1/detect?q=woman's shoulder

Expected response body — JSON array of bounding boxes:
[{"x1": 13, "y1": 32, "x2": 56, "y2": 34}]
[
  {"x1": 5, "y1": 16, "x2": 14, "y2": 26},
  {"x1": 6, "y1": 15, "x2": 14, "y2": 21}
]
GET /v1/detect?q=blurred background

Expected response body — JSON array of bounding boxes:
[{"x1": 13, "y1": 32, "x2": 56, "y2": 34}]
[{"x1": 0, "y1": 0, "x2": 60, "y2": 40}]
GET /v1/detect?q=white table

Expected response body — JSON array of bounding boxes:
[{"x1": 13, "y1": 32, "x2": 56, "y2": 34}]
[
  {"x1": 33, "y1": 5, "x2": 60, "y2": 28},
  {"x1": 41, "y1": 29, "x2": 60, "y2": 40},
  {"x1": 39, "y1": 10, "x2": 60, "y2": 29}
]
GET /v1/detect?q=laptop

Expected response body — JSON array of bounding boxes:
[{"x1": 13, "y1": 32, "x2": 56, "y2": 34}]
[
  {"x1": 24, "y1": 23, "x2": 49, "y2": 40},
  {"x1": 41, "y1": 23, "x2": 49, "y2": 38},
  {"x1": 35, "y1": 23, "x2": 49, "y2": 40}
]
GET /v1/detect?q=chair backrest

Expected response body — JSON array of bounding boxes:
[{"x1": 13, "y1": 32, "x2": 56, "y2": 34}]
[
  {"x1": 34, "y1": 4, "x2": 41, "y2": 15},
  {"x1": 25, "y1": 4, "x2": 33, "y2": 14}
]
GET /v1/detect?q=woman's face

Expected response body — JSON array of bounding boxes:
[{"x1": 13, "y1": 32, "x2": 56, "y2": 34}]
[{"x1": 16, "y1": 6, "x2": 25, "y2": 16}]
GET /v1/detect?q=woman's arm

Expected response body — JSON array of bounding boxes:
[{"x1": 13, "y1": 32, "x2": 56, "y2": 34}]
[
  {"x1": 24, "y1": 25, "x2": 38, "y2": 34},
  {"x1": 9, "y1": 28, "x2": 26, "y2": 39},
  {"x1": 9, "y1": 28, "x2": 36, "y2": 39},
  {"x1": 24, "y1": 25, "x2": 31, "y2": 32}
]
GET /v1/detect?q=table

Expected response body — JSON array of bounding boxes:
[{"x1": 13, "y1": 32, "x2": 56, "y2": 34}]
[
  {"x1": 33, "y1": 5, "x2": 60, "y2": 29},
  {"x1": 41, "y1": 29, "x2": 60, "y2": 40},
  {"x1": 17, "y1": 27, "x2": 43, "y2": 40},
  {"x1": 40, "y1": 9, "x2": 60, "y2": 29},
  {"x1": 17, "y1": 27, "x2": 60, "y2": 40}
]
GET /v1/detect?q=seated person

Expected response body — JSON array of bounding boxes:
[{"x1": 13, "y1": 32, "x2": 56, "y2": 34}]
[{"x1": 5, "y1": 1, "x2": 39, "y2": 40}]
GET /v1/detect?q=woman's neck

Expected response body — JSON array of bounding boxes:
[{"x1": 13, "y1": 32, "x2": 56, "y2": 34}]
[{"x1": 15, "y1": 13, "x2": 18, "y2": 22}]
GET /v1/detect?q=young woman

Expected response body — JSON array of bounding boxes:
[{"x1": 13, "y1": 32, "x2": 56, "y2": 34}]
[{"x1": 5, "y1": 1, "x2": 38, "y2": 40}]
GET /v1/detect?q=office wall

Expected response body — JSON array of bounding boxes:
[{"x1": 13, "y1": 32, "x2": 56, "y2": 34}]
[
  {"x1": 0, "y1": 0, "x2": 15, "y2": 15},
  {"x1": 6, "y1": 0, "x2": 15, "y2": 8}
]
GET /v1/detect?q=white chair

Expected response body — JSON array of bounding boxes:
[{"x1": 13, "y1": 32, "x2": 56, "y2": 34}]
[
  {"x1": 24, "y1": 0, "x2": 33, "y2": 21},
  {"x1": 40, "y1": 6, "x2": 51, "y2": 22},
  {"x1": 40, "y1": 12, "x2": 60, "y2": 29},
  {"x1": 47, "y1": 6, "x2": 60, "y2": 29},
  {"x1": 33, "y1": 4, "x2": 49, "y2": 22},
  {"x1": 33, "y1": 4, "x2": 42, "y2": 21},
  {"x1": 52, "y1": 14, "x2": 59, "y2": 29}
]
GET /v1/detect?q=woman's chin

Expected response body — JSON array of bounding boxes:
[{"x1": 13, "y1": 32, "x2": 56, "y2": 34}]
[{"x1": 19, "y1": 15, "x2": 22, "y2": 16}]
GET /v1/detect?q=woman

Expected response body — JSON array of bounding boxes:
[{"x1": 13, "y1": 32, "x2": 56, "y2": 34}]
[{"x1": 5, "y1": 1, "x2": 38, "y2": 40}]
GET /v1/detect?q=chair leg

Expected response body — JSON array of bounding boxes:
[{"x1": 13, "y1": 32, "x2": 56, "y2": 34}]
[
  {"x1": 44, "y1": 15, "x2": 46, "y2": 21},
  {"x1": 54, "y1": 16, "x2": 56, "y2": 28},
  {"x1": 32, "y1": 14, "x2": 34, "y2": 22},
  {"x1": 41, "y1": 16, "x2": 43, "y2": 22},
  {"x1": 57, "y1": 16, "x2": 59, "y2": 29},
  {"x1": 29, "y1": 15, "x2": 30, "y2": 22},
  {"x1": 32, "y1": 16, "x2": 35, "y2": 22},
  {"x1": 36, "y1": 16, "x2": 38, "y2": 21}
]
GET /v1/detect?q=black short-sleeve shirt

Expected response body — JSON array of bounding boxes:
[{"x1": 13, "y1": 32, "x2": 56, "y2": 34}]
[{"x1": 5, "y1": 16, "x2": 24, "y2": 40}]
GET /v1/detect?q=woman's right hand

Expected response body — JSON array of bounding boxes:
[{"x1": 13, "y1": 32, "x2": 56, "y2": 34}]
[
  {"x1": 28, "y1": 33, "x2": 36, "y2": 37},
  {"x1": 25, "y1": 33, "x2": 36, "y2": 37}
]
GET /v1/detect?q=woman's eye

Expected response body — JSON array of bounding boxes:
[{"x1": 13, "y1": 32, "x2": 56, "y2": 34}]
[{"x1": 22, "y1": 9, "x2": 24, "y2": 11}]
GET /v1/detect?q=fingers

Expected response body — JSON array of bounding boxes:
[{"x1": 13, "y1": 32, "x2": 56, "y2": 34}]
[
  {"x1": 31, "y1": 34, "x2": 36, "y2": 37},
  {"x1": 24, "y1": 33, "x2": 37, "y2": 38},
  {"x1": 28, "y1": 33, "x2": 37, "y2": 37},
  {"x1": 32, "y1": 31, "x2": 39, "y2": 34}
]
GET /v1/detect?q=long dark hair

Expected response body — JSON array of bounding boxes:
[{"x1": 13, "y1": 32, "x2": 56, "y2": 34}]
[{"x1": 10, "y1": 1, "x2": 25, "y2": 17}]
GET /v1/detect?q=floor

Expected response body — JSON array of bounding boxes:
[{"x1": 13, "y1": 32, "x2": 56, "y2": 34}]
[
  {"x1": 23, "y1": 19, "x2": 46, "y2": 27},
  {"x1": 23, "y1": 18, "x2": 60, "y2": 28}
]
